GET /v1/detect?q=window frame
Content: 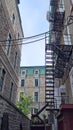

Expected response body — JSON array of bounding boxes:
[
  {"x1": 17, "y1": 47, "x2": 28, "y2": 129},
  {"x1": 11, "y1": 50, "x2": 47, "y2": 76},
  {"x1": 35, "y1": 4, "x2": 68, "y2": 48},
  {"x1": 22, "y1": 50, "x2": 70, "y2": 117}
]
[
  {"x1": 21, "y1": 79, "x2": 25, "y2": 87},
  {"x1": 0, "y1": 69, "x2": 6, "y2": 91},
  {"x1": 6, "y1": 33, "x2": 12, "y2": 56},
  {"x1": 19, "y1": 92, "x2": 24, "y2": 102},
  {"x1": 34, "y1": 69, "x2": 39, "y2": 77},
  {"x1": 21, "y1": 70, "x2": 26, "y2": 77},
  {"x1": 34, "y1": 92, "x2": 39, "y2": 102},
  {"x1": 12, "y1": 13, "x2": 15, "y2": 24},
  {"x1": 33, "y1": 108, "x2": 38, "y2": 114},
  {"x1": 10, "y1": 82, "x2": 13, "y2": 100},
  {"x1": 35, "y1": 78, "x2": 39, "y2": 87}
]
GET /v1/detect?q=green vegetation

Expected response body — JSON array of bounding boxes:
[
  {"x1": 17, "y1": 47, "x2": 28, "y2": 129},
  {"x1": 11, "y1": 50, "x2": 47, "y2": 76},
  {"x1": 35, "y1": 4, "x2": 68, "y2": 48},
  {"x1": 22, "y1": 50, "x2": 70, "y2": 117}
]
[{"x1": 16, "y1": 94, "x2": 32, "y2": 116}]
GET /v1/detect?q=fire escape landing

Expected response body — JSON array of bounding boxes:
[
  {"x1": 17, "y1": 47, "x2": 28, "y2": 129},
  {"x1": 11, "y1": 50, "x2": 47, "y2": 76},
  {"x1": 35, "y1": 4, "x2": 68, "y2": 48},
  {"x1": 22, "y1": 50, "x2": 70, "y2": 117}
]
[
  {"x1": 45, "y1": 0, "x2": 73, "y2": 110},
  {"x1": 31, "y1": 0, "x2": 73, "y2": 124}
]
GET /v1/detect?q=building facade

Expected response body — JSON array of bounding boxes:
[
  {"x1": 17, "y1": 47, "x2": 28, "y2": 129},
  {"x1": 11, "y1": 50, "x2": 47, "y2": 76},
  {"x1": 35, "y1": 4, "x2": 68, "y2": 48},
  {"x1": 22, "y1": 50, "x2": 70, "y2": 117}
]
[
  {"x1": 0, "y1": 1, "x2": 31, "y2": 130},
  {"x1": 17, "y1": 66, "x2": 46, "y2": 115},
  {"x1": 0, "y1": 0, "x2": 23, "y2": 104},
  {"x1": 62, "y1": 0, "x2": 73, "y2": 104}
]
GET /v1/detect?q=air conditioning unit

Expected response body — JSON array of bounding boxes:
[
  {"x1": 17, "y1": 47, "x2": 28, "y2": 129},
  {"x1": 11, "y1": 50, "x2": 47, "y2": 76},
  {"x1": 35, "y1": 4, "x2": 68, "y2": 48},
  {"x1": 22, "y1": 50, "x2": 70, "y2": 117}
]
[{"x1": 46, "y1": 11, "x2": 54, "y2": 22}]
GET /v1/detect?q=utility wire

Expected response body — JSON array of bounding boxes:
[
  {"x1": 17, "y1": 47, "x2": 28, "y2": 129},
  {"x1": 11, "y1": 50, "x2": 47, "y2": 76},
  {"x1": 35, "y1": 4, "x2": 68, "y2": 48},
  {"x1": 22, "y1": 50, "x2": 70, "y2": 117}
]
[
  {"x1": 0, "y1": 30, "x2": 51, "y2": 43},
  {"x1": 0, "y1": 19, "x2": 71, "y2": 46},
  {"x1": 0, "y1": 36, "x2": 49, "y2": 46}
]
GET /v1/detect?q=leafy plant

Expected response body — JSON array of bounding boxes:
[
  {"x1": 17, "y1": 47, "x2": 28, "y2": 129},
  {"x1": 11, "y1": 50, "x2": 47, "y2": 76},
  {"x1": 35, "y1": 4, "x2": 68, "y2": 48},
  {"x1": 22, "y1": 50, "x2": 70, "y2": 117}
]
[{"x1": 16, "y1": 94, "x2": 33, "y2": 116}]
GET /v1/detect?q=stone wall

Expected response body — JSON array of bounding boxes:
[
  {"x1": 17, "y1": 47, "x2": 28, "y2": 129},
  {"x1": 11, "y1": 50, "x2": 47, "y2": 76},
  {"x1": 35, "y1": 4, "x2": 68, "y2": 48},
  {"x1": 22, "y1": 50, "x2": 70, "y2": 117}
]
[
  {"x1": 0, "y1": 94, "x2": 30, "y2": 130},
  {"x1": 0, "y1": 0, "x2": 23, "y2": 103}
]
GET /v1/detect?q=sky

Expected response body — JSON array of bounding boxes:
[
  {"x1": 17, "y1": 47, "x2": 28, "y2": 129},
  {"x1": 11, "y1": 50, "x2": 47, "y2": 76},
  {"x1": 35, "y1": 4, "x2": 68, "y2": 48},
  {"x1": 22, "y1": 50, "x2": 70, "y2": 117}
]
[{"x1": 19, "y1": 0, "x2": 49, "y2": 66}]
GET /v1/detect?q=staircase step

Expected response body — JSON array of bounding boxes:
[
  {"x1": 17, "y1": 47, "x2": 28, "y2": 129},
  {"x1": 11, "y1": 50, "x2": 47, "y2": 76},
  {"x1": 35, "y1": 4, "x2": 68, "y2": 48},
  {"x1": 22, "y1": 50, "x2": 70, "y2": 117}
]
[
  {"x1": 45, "y1": 42, "x2": 54, "y2": 109},
  {"x1": 46, "y1": 93, "x2": 54, "y2": 95}
]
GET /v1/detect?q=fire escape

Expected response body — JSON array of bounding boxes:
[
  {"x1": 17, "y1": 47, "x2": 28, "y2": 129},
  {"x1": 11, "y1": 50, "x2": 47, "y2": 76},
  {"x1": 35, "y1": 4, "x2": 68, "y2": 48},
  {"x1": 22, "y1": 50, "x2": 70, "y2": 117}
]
[
  {"x1": 45, "y1": 35, "x2": 55, "y2": 109},
  {"x1": 45, "y1": 0, "x2": 73, "y2": 110},
  {"x1": 32, "y1": 0, "x2": 73, "y2": 125}
]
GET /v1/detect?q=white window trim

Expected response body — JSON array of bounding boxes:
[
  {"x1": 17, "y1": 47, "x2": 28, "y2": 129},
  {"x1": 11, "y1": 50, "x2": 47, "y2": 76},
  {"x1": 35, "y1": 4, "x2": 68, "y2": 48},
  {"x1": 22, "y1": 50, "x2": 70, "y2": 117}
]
[
  {"x1": 33, "y1": 92, "x2": 39, "y2": 102},
  {"x1": 21, "y1": 79, "x2": 25, "y2": 87},
  {"x1": 34, "y1": 78, "x2": 39, "y2": 87},
  {"x1": 21, "y1": 70, "x2": 26, "y2": 77},
  {"x1": 34, "y1": 69, "x2": 39, "y2": 77}
]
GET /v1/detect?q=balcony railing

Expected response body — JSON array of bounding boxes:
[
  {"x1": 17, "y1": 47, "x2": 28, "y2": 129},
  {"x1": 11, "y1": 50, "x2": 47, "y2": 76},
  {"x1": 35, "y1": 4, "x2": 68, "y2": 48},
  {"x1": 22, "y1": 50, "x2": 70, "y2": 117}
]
[
  {"x1": 50, "y1": 0, "x2": 58, "y2": 7},
  {"x1": 54, "y1": 96, "x2": 69, "y2": 109}
]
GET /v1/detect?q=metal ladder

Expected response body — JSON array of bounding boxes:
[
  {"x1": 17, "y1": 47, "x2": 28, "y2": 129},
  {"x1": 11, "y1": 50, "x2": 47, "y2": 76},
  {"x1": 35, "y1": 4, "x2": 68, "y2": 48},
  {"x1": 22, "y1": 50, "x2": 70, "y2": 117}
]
[{"x1": 45, "y1": 33, "x2": 55, "y2": 110}]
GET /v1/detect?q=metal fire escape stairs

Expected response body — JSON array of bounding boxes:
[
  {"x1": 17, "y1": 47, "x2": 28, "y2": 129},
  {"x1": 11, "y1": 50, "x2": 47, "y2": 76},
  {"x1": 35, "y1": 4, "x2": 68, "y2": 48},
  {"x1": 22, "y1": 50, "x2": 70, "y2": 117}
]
[
  {"x1": 45, "y1": 0, "x2": 65, "y2": 110},
  {"x1": 45, "y1": 34, "x2": 55, "y2": 110},
  {"x1": 31, "y1": 0, "x2": 73, "y2": 125},
  {"x1": 45, "y1": 0, "x2": 73, "y2": 111}
]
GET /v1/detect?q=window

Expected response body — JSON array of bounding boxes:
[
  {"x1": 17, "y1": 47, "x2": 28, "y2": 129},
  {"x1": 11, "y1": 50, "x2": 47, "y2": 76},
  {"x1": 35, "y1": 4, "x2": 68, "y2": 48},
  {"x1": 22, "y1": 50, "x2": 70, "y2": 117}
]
[
  {"x1": 1, "y1": 113, "x2": 9, "y2": 130},
  {"x1": 20, "y1": 92, "x2": 24, "y2": 95},
  {"x1": 18, "y1": 32, "x2": 20, "y2": 38},
  {"x1": 14, "y1": 52, "x2": 17, "y2": 69},
  {"x1": 0, "y1": 69, "x2": 6, "y2": 91},
  {"x1": 12, "y1": 13, "x2": 15, "y2": 24},
  {"x1": 61, "y1": 92, "x2": 66, "y2": 104},
  {"x1": 19, "y1": 92, "x2": 24, "y2": 101},
  {"x1": 34, "y1": 70, "x2": 39, "y2": 77},
  {"x1": 6, "y1": 33, "x2": 11, "y2": 56},
  {"x1": 21, "y1": 79, "x2": 25, "y2": 87},
  {"x1": 20, "y1": 123, "x2": 22, "y2": 130},
  {"x1": 34, "y1": 108, "x2": 38, "y2": 114},
  {"x1": 35, "y1": 79, "x2": 39, "y2": 87},
  {"x1": 21, "y1": 70, "x2": 26, "y2": 76},
  {"x1": 34, "y1": 70, "x2": 39, "y2": 75},
  {"x1": 34, "y1": 92, "x2": 38, "y2": 102},
  {"x1": 10, "y1": 82, "x2": 13, "y2": 100}
]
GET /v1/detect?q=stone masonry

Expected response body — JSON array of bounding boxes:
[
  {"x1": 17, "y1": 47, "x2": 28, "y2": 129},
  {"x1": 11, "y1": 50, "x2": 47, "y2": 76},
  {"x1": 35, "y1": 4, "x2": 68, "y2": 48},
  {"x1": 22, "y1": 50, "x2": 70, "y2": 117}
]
[{"x1": 0, "y1": 0, "x2": 23, "y2": 103}]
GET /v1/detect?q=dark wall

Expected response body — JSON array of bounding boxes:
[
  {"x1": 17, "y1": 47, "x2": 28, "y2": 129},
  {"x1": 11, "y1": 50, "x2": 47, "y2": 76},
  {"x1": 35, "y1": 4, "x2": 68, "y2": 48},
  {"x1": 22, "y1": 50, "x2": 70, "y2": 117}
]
[
  {"x1": 57, "y1": 104, "x2": 73, "y2": 130},
  {"x1": 0, "y1": 95, "x2": 30, "y2": 130},
  {"x1": 31, "y1": 125, "x2": 51, "y2": 130}
]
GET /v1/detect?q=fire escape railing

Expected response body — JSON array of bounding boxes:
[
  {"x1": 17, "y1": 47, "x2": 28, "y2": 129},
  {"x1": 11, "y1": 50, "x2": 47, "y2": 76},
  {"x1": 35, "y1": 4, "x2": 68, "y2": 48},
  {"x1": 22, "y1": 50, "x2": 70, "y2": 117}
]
[
  {"x1": 31, "y1": 0, "x2": 73, "y2": 125},
  {"x1": 45, "y1": 0, "x2": 73, "y2": 111}
]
